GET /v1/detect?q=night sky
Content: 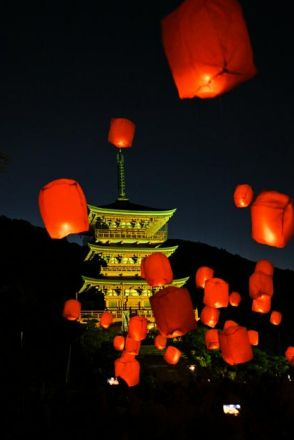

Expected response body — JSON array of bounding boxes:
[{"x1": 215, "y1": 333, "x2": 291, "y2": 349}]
[{"x1": 1, "y1": 1, "x2": 294, "y2": 270}]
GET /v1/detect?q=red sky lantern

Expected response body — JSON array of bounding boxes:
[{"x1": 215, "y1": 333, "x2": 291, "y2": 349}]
[
  {"x1": 251, "y1": 190, "x2": 294, "y2": 248},
  {"x1": 247, "y1": 329, "x2": 259, "y2": 346},
  {"x1": 161, "y1": 0, "x2": 256, "y2": 99},
  {"x1": 113, "y1": 335, "x2": 125, "y2": 351},
  {"x1": 195, "y1": 266, "x2": 214, "y2": 289},
  {"x1": 219, "y1": 325, "x2": 253, "y2": 365},
  {"x1": 114, "y1": 356, "x2": 140, "y2": 387},
  {"x1": 128, "y1": 316, "x2": 148, "y2": 341},
  {"x1": 251, "y1": 294, "x2": 272, "y2": 314},
  {"x1": 223, "y1": 320, "x2": 238, "y2": 330},
  {"x1": 62, "y1": 299, "x2": 81, "y2": 321},
  {"x1": 285, "y1": 346, "x2": 294, "y2": 366},
  {"x1": 205, "y1": 329, "x2": 220, "y2": 350},
  {"x1": 270, "y1": 310, "x2": 282, "y2": 326},
  {"x1": 229, "y1": 291, "x2": 241, "y2": 307},
  {"x1": 164, "y1": 346, "x2": 182, "y2": 365},
  {"x1": 204, "y1": 277, "x2": 229, "y2": 308},
  {"x1": 255, "y1": 259, "x2": 274, "y2": 276},
  {"x1": 140, "y1": 257, "x2": 146, "y2": 279},
  {"x1": 38, "y1": 178, "x2": 89, "y2": 239},
  {"x1": 200, "y1": 305, "x2": 220, "y2": 328},
  {"x1": 154, "y1": 334, "x2": 167, "y2": 350},
  {"x1": 108, "y1": 117, "x2": 136, "y2": 148},
  {"x1": 233, "y1": 184, "x2": 254, "y2": 208},
  {"x1": 141, "y1": 252, "x2": 173, "y2": 287},
  {"x1": 100, "y1": 311, "x2": 114, "y2": 329},
  {"x1": 249, "y1": 271, "x2": 273, "y2": 299},
  {"x1": 120, "y1": 351, "x2": 136, "y2": 361},
  {"x1": 125, "y1": 336, "x2": 141, "y2": 356},
  {"x1": 150, "y1": 286, "x2": 196, "y2": 338}
]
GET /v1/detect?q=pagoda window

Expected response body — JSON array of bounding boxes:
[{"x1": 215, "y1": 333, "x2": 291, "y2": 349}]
[
  {"x1": 122, "y1": 256, "x2": 129, "y2": 264},
  {"x1": 142, "y1": 288, "x2": 152, "y2": 296},
  {"x1": 134, "y1": 221, "x2": 142, "y2": 229},
  {"x1": 130, "y1": 289, "x2": 139, "y2": 296},
  {"x1": 109, "y1": 220, "x2": 117, "y2": 229},
  {"x1": 106, "y1": 289, "x2": 114, "y2": 296},
  {"x1": 125, "y1": 289, "x2": 130, "y2": 296},
  {"x1": 109, "y1": 301, "x2": 118, "y2": 308},
  {"x1": 109, "y1": 256, "x2": 118, "y2": 264}
]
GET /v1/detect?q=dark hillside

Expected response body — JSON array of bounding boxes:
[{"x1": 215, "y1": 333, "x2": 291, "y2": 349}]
[
  {"x1": 0, "y1": 216, "x2": 293, "y2": 361},
  {"x1": 167, "y1": 238, "x2": 294, "y2": 353}
]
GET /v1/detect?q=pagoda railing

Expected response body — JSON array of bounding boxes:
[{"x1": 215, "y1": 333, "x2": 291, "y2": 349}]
[
  {"x1": 100, "y1": 265, "x2": 140, "y2": 273},
  {"x1": 94, "y1": 229, "x2": 167, "y2": 242},
  {"x1": 80, "y1": 308, "x2": 153, "y2": 323}
]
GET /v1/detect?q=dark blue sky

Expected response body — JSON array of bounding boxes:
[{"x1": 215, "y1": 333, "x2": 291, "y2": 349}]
[{"x1": 1, "y1": 1, "x2": 294, "y2": 270}]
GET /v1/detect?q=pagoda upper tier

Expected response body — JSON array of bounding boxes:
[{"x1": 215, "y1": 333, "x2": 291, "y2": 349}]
[{"x1": 88, "y1": 199, "x2": 176, "y2": 245}]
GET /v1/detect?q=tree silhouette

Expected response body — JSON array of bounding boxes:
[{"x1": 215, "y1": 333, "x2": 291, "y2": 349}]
[{"x1": 0, "y1": 152, "x2": 8, "y2": 171}]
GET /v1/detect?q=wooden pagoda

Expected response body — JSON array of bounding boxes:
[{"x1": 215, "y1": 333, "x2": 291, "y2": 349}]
[{"x1": 78, "y1": 146, "x2": 189, "y2": 325}]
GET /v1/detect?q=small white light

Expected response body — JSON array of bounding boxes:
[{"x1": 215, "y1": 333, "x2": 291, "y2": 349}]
[
  {"x1": 223, "y1": 404, "x2": 241, "y2": 416},
  {"x1": 107, "y1": 377, "x2": 119, "y2": 385}
]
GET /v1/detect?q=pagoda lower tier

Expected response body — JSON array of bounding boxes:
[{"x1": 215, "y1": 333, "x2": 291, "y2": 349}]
[{"x1": 79, "y1": 275, "x2": 190, "y2": 311}]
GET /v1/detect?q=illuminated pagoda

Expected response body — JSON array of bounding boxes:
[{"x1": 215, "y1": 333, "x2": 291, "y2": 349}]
[{"x1": 78, "y1": 121, "x2": 189, "y2": 325}]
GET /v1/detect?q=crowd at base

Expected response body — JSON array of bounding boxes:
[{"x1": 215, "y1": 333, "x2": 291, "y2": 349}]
[{"x1": 3, "y1": 370, "x2": 294, "y2": 440}]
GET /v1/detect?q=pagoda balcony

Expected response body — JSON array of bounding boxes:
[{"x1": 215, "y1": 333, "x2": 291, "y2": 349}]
[
  {"x1": 80, "y1": 308, "x2": 154, "y2": 323},
  {"x1": 94, "y1": 228, "x2": 167, "y2": 243},
  {"x1": 100, "y1": 266, "x2": 141, "y2": 276}
]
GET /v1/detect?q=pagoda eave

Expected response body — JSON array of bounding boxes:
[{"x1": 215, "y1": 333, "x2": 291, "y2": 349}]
[{"x1": 78, "y1": 276, "x2": 190, "y2": 293}]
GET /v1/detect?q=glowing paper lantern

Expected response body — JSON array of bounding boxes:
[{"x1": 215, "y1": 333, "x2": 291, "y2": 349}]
[
  {"x1": 125, "y1": 336, "x2": 141, "y2": 356},
  {"x1": 249, "y1": 272, "x2": 273, "y2": 299},
  {"x1": 140, "y1": 257, "x2": 146, "y2": 279},
  {"x1": 255, "y1": 259, "x2": 274, "y2": 276},
  {"x1": 233, "y1": 184, "x2": 254, "y2": 208},
  {"x1": 229, "y1": 291, "x2": 241, "y2": 307},
  {"x1": 195, "y1": 266, "x2": 214, "y2": 289},
  {"x1": 270, "y1": 310, "x2": 282, "y2": 326},
  {"x1": 205, "y1": 329, "x2": 220, "y2": 350},
  {"x1": 251, "y1": 190, "x2": 294, "y2": 248},
  {"x1": 251, "y1": 294, "x2": 272, "y2": 314},
  {"x1": 154, "y1": 334, "x2": 167, "y2": 350},
  {"x1": 141, "y1": 252, "x2": 173, "y2": 287},
  {"x1": 164, "y1": 346, "x2": 182, "y2": 365},
  {"x1": 285, "y1": 347, "x2": 294, "y2": 366},
  {"x1": 223, "y1": 320, "x2": 238, "y2": 330},
  {"x1": 200, "y1": 305, "x2": 220, "y2": 328},
  {"x1": 108, "y1": 118, "x2": 136, "y2": 148},
  {"x1": 161, "y1": 0, "x2": 256, "y2": 99},
  {"x1": 100, "y1": 311, "x2": 114, "y2": 329},
  {"x1": 38, "y1": 178, "x2": 89, "y2": 239},
  {"x1": 114, "y1": 356, "x2": 140, "y2": 387},
  {"x1": 113, "y1": 335, "x2": 125, "y2": 351},
  {"x1": 128, "y1": 316, "x2": 148, "y2": 341},
  {"x1": 150, "y1": 286, "x2": 196, "y2": 338},
  {"x1": 219, "y1": 325, "x2": 253, "y2": 365},
  {"x1": 247, "y1": 329, "x2": 259, "y2": 346},
  {"x1": 120, "y1": 351, "x2": 136, "y2": 361},
  {"x1": 204, "y1": 277, "x2": 229, "y2": 308},
  {"x1": 62, "y1": 299, "x2": 81, "y2": 321}
]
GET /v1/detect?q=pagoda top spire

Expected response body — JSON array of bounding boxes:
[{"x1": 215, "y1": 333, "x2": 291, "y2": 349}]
[{"x1": 116, "y1": 149, "x2": 128, "y2": 201}]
